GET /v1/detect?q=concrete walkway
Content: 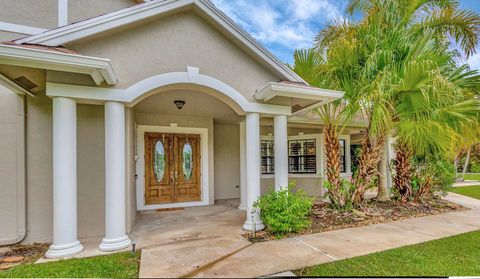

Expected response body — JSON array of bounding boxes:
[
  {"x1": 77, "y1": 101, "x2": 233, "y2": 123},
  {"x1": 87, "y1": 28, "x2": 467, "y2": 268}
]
[
  {"x1": 453, "y1": 180, "x2": 480, "y2": 187},
  {"x1": 139, "y1": 194, "x2": 480, "y2": 278}
]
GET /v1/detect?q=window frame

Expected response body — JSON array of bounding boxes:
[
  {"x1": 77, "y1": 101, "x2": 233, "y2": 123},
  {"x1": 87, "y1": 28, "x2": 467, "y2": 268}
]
[{"x1": 260, "y1": 134, "x2": 322, "y2": 178}]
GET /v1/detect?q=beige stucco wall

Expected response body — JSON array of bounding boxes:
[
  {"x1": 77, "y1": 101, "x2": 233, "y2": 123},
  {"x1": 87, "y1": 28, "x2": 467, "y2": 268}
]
[
  {"x1": 22, "y1": 92, "x2": 107, "y2": 243},
  {"x1": 135, "y1": 112, "x2": 215, "y2": 205},
  {"x1": 68, "y1": 0, "x2": 135, "y2": 24},
  {"x1": 67, "y1": 11, "x2": 282, "y2": 101},
  {"x1": 0, "y1": 31, "x2": 24, "y2": 42},
  {"x1": 0, "y1": 86, "x2": 23, "y2": 242},
  {"x1": 214, "y1": 123, "x2": 240, "y2": 200},
  {"x1": 0, "y1": 0, "x2": 57, "y2": 29}
]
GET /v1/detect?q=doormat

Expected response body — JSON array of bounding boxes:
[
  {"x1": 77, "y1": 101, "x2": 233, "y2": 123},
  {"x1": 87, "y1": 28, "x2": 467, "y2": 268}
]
[{"x1": 156, "y1": 207, "x2": 184, "y2": 212}]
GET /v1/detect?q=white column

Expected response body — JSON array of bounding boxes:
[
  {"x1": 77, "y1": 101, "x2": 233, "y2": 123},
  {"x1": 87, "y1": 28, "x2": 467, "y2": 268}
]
[
  {"x1": 239, "y1": 121, "x2": 247, "y2": 210},
  {"x1": 46, "y1": 97, "x2": 83, "y2": 258},
  {"x1": 243, "y1": 113, "x2": 265, "y2": 231},
  {"x1": 274, "y1": 115, "x2": 288, "y2": 191},
  {"x1": 99, "y1": 102, "x2": 131, "y2": 251}
]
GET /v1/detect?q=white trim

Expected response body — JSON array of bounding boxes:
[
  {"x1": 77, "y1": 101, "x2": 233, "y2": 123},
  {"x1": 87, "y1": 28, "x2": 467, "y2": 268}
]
[
  {"x1": 14, "y1": 0, "x2": 305, "y2": 83},
  {"x1": 0, "y1": 74, "x2": 35, "y2": 97},
  {"x1": 46, "y1": 70, "x2": 293, "y2": 116},
  {"x1": 0, "y1": 21, "x2": 46, "y2": 35},
  {"x1": 136, "y1": 125, "x2": 209, "y2": 211},
  {"x1": 255, "y1": 82, "x2": 344, "y2": 102},
  {"x1": 0, "y1": 44, "x2": 117, "y2": 85},
  {"x1": 58, "y1": 0, "x2": 69, "y2": 27}
]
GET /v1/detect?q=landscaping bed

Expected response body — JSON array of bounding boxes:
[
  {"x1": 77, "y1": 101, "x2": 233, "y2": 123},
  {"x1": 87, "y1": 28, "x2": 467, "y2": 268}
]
[
  {"x1": 243, "y1": 198, "x2": 467, "y2": 242},
  {"x1": 0, "y1": 243, "x2": 49, "y2": 270}
]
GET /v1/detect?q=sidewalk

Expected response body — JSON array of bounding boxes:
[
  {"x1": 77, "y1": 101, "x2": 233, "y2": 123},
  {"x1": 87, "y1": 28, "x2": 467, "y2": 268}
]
[{"x1": 140, "y1": 193, "x2": 480, "y2": 278}]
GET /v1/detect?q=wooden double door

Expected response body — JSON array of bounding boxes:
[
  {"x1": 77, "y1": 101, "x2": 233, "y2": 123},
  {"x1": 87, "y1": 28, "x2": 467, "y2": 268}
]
[{"x1": 145, "y1": 132, "x2": 201, "y2": 205}]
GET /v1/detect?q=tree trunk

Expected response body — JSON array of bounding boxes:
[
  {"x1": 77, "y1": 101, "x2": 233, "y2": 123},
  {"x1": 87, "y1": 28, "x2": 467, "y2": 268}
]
[
  {"x1": 376, "y1": 138, "x2": 390, "y2": 201},
  {"x1": 323, "y1": 123, "x2": 345, "y2": 207},
  {"x1": 460, "y1": 146, "x2": 472, "y2": 182},
  {"x1": 352, "y1": 132, "x2": 385, "y2": 205},
  {"x1": 393, "y1": 141, "x2": 413, "y2": 202},
  {"x1": 454, "y1": 154, "x2": 460, "y2": 182}
]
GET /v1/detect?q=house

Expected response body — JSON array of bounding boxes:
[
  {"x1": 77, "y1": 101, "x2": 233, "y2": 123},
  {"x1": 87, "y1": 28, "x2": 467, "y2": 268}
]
[{"x1": 0, "y1": 0, "x2": 381, "y2": 258}]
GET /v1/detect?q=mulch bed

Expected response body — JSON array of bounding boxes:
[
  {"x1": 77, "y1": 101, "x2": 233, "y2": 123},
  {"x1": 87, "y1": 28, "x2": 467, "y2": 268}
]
[
  {"x1": 0, "y1": 243, "x2": 49, "y2": 270},
  {"x1": 243, "y1": 198, "x2": 468, "y2": 242}
]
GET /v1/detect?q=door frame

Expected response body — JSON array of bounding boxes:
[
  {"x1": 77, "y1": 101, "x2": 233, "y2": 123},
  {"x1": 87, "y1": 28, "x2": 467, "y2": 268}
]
[{"x1": 136, "y1": 125, "x2": 209, "y2": 210}]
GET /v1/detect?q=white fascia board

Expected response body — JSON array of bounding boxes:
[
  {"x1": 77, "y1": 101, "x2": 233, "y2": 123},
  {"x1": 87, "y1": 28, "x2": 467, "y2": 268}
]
[
  {"x1": 15, "y1": 0, "x2": 194, "y2": 45},
  {"x1": 0, "y1": 21, "x2": 47, "y2": 35},
  {"x1": 0, "y1": 44, "x2": 117, "y2": 85},
  {"x1": 255, "y1": 82, "x2": 344, "y2": 102},
  {"x1": 0, "y1": 73, "x2": 35, "y2": 96},
  {"x1": 15, "y1": 0, "x2": 305, "y2": 83}
]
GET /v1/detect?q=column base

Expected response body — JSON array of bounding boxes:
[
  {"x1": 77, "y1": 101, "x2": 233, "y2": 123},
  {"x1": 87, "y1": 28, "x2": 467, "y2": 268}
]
[
  {"x1": 99, "y1": 235, "x2": 131, "y2": 252},
  {"x1": 243, "y1": 220, "x2": 265, "y2": 232},
  {"x1": 45, "y1": 240, "x2": 84, "y2": 259}
]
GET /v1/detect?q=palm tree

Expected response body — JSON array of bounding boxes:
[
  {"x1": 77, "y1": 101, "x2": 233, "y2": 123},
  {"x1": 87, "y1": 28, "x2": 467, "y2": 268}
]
[
  {"x1": 291, "y1": 49, "x2": 355, "y2": 208},
  {"x1": 315, "y1": 0, "x2": 480, "y2": 203}
]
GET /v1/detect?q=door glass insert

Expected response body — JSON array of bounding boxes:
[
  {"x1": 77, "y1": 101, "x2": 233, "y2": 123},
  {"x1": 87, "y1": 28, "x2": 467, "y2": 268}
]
[
  {"x1": 153, "y1": 140, "x2": 165, "y2": 182},
  {"x1": 183, "y1": 142, "x2": 193, "y2": 180}
]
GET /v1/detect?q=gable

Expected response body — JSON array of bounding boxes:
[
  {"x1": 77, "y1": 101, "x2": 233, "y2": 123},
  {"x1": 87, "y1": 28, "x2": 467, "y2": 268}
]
[
  {"x1": 65, "y1": 11, "x2": 285, "y2": 102},
  {"x1": 15, "y1": 0, "x2": 304, "y2": 85}
]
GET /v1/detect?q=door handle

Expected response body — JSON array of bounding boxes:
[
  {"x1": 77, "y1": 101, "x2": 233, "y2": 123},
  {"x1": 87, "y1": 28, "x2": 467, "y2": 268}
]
[
  {"x1": 170, "y1": 171, "x2": 174, "y2": 184},
  {"x1": 175, "y1": 171, "x2": 178, "y2": 183}
]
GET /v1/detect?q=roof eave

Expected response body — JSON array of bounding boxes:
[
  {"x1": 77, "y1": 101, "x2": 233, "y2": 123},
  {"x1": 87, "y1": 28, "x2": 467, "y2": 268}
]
[{"x1": 0, "y1": 44, "x2": 117, "y2": 86}]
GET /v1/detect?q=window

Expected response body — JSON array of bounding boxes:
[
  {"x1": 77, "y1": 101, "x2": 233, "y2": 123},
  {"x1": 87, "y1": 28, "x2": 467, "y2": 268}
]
[
  {"x1": 288, "y1": 139, "x2": 316, "y2": 174},
  {"x1": 261, "y1": 140, "x2": 275, "y2": 174},
  {"x1": 340, "y1": 139, "x2": 346, "y2": 173}
]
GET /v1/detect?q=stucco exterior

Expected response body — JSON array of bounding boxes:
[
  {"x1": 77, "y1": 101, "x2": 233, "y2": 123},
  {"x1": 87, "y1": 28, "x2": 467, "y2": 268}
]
[
  {"x1": 0, "y1": 0, "x2": 363, "y2": 251},
  {"x1": 66, "y1": 11, "x2": 282, "y2": 101}
]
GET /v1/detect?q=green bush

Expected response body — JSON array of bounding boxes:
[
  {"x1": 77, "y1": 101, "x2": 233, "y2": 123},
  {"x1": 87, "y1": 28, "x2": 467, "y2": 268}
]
[
  {"x1": 254, "y1": 182, "x2": 314, "y2": 235},
  {"x1": 411, "y1": 156, "x2": 456, "y2": 200},
  {"x1": 470, "y1": 163, "x2": 480, "y2": 173}
]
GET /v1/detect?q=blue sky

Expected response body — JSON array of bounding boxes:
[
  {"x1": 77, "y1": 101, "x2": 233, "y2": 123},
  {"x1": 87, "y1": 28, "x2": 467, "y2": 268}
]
[{"x1": 211, "y1": 0, "x2": 480, "y2": 69}]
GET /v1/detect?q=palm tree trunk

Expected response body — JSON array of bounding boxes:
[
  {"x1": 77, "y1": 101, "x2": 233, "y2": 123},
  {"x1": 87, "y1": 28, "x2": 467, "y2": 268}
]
[
  {"x1": 460, "y1": 146, "x2": 472, "y2": 182},
  {"x1": 454, "y1": 154, "x2": 460, "y2": 182},
  {"x1": 376, "y1": 138, "x2": 390, "y2": 201},
  {"x1": 393, "y1": 141, "x2": 413, "y2": 202},
  {"x1": 352, "y1": 132, "x2": 385, "y2": 204},
  {"x1": 323, "y1": 123, "x2": 345, "y2": 207}
]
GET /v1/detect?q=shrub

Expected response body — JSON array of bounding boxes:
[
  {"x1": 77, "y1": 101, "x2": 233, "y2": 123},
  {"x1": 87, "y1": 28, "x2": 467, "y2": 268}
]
[
  {"x1": 324, "y1": 179, "x2": 355, "y2": 211},
  {"x1": 254, "y1": 181, "x2": 314, "y2": 235},
  {"x1": 411, "y1": 157, "x2": 455, "y2": 201},
  {"x1": 470, "y1": 163, "x2": 480, "y2": 173}
]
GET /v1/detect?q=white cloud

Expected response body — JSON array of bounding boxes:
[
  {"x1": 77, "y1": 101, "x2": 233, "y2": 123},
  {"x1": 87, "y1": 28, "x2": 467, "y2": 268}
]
[{"x1": 211, "y1": 0, "x2": 345, "y2": 61}]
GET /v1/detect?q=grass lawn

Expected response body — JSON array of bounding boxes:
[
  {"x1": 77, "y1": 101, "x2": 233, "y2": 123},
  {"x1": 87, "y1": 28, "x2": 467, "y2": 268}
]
[
  {"x1": 0, "y1": 251, "x2": 140, "y2": 278},
  {"x1": 451, "y1": 185, "x2": 480, "y2": 200},
  {"x1": 296, "y1": 230, "x2": 480, "y2": 277},
  {"x1": 464, "y1": 173, "x2": 480, "y2": 180}
]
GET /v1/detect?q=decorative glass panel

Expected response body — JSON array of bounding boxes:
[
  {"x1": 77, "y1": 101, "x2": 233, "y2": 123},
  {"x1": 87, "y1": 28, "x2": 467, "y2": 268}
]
[
  {"x1": 153, "y1": 140, "x2": 165, "y2": 182},
  {"x1": 183, "y1": 142, "x2": 193, "y2": 180}
]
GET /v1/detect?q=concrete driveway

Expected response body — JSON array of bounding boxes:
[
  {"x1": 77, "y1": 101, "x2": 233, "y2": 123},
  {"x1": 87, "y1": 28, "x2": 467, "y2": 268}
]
[{"x1": 138, "y1": 194, "x2": 480, "y2": 278}]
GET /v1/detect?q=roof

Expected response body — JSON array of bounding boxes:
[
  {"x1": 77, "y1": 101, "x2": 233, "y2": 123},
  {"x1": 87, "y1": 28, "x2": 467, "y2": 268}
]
[
  {"x1": 12, "y1": 0, "x2": 307, "y2": 84},
  {"x1": 0, "y1": 44, "x2": 117, "y2": 85},
  {"x1": 1, "y1": 41, "x2": 79, "y2": 55}
]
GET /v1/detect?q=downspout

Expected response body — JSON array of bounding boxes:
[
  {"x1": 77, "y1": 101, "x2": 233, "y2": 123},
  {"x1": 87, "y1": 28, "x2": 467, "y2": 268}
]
[{"x1": 0, "y1": 94, "x2": 28, "y2": 245}]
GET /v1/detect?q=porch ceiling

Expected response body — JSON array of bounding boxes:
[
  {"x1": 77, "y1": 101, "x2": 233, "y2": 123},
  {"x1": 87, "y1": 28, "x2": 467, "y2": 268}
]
[{"x1": 134, "y1": 89, "x2": 242, "y2": 124}]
